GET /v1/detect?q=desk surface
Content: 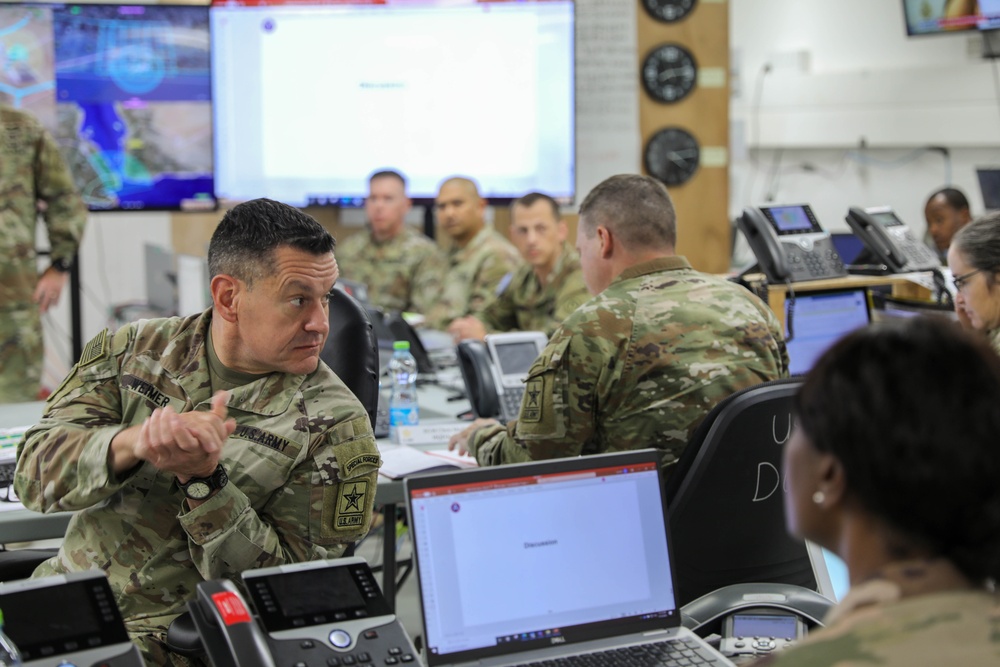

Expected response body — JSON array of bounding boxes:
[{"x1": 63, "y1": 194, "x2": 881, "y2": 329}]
[{"x1": 0, "y1": 376, "x2": 470, "y2": 544}]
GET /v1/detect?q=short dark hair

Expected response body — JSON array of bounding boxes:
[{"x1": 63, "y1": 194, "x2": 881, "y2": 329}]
[
  {"x1": 926, "y1": 186, "x2": 970, "y2": 212},
  {"x1": 794, "y1": 317, "x2": 1000, "y2": 584},
  {"x1": 369, "y1": 169, "x2": 407, "y2": 189},
  {"x1": 951, "y1": 212, "x2": 1000, "y2": 287},
  {"x1": 577, "y1": 174, "x2": 676, "y2": 250},
  {"x1": 208, "y1": 198, "x2": 335, "y2": 286},
  {"x1": 513, "y1": 192, "x2": 560, "y2": 221}
]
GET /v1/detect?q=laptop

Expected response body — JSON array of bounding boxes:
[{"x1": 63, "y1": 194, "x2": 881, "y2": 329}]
[
  {"x1": 976, "y1": 167, "x2": 1000, "y2": 211},
  {"x1": 786, "y1": 288, "x2": 872, "y2": 376},
  {"x1": 404, "y1": 450, "x2": 735, "y2": 667}
]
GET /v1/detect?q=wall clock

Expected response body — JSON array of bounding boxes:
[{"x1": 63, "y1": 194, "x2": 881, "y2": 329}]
[
  {"x1": 644, "y1": 127, "x2": 700, "y2": 186},
  {"x1": 642, "y1": 43, "x2": 698, "y2": 103}
]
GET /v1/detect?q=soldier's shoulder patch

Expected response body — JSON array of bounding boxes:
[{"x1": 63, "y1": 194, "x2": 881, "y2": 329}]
[
  {"x1": 333, "y1": 479, "x2": 370, "y2": 531},
  {"x1": 521, "y1": 377, "x2": 544, "y2": 423},
  {"x1": 79, "y1": 329, "x2": 109, "y2": 367}
]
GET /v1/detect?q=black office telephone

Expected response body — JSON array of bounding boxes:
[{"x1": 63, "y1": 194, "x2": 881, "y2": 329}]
[
  {"x1": 0, "y1": 571, "x2": 145, "y2": 667},
  {"x1": 738, "y1": 205, "x2": 848, "y2": 283},
  {"x1": 456, "y1": 332, "x2": 547, "y2": 422},
  {"x1": 189, "y1": 557, "x2": 419, "y2": 667},
  {"x1": 844, "y1": 206, "x2": 941, "y2": 273}
]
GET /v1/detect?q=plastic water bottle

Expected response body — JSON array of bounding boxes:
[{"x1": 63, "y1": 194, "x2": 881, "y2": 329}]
[
  {"x1": 0, "y1": 610, "x2": 22, "y2": 667},
  {"x1": 388, "y1": 340, "x2": 419, "y2": 442}
]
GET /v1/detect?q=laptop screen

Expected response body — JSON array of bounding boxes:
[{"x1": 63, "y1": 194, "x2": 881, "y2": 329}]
[
  {"x1": 786, "y1": 289, "x2": 871, "y2": 376},
  {"x1": 406, "y1": 450, "x2": 678, "y2": 666},
  {"x1": 977, "y1": 168, "x2": 1000, "y2": 211}
]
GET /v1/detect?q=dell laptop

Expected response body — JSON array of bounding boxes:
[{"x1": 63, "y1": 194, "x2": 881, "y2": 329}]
[{"x1": 404, "y1": 450, "x2": 735, "y2": 667}]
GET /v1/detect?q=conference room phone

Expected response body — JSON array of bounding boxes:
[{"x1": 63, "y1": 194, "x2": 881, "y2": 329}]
[
  {"x1": 456, "y1": 331, "x2": 548, "y2": 422},
  {"x1": 844, "y1": 205, "x2": 941, "y2": 273},
  {"x1": 188, "y1": 557, "x2": 419, "y2": 667},
  {"x1": 0, "y1": 570, "x2": 145, "y2": 667},
  {"x1": 738, "y1": 205, "x2": 848, "y2": 283},
  {"x1": 718, "y1": 608, "x2": 806, "y2": 659}
]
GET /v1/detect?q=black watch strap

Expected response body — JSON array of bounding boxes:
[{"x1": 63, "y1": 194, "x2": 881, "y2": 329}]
[
  {"x1": 179, "y1": 464, "x2": 229, "y2": 500},
  {"x1": 51, "y1": 257, "x2": 72, "y2": 272}
]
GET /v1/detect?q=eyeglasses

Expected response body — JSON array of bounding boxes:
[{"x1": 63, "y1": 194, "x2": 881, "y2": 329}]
[{"x1": 952, "y1": 269, "x2": 983, "y2": 292}]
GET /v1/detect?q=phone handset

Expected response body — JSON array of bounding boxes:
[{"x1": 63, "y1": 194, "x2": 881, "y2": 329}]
[
  {"x1": 188, "y1": 580, "x2": 277, "y2": 667},
  {"x1": 456, "y1": 339, "x2": 502, "y2": 419},
  {"x1": 738, "y1": 207, "x2": 792, "y2": 283},
  {"x1": 845, "y1": 207, "x2": 907, "y2": 272}
]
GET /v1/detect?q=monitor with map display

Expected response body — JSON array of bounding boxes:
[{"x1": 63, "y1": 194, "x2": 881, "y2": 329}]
[{"x1": 0, "y1": 3, "x2": 214, "y2": 211}]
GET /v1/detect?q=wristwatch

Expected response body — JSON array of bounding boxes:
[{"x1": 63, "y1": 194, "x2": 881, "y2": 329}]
[
  {"x1": 178, "y1": 464, "x2": 228, "y2": 500},
  {"x1": 50, "y1": 257, "x2": 72, "y2": 273}
]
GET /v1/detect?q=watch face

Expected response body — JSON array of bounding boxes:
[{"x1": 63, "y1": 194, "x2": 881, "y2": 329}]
[
  {"x1": 641, "y1": 0, "x2": 698, "y2": 23},
  {"x1": 644, "y1": 127, "x2": 700, "y2": 187},
  {"x1": 642, "y1": 43, "x2": 697, "y2": 103},
  {"x1": 185, "y1": 481, "x2": 212, "y2": 500}
]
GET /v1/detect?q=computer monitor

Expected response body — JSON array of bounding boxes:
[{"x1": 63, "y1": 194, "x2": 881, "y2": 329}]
[
  {"x1": 977, "y1": 168, "x2": 1000, "y2": 211},
  {"x1": 806, "y1": 542, "x2": 850, "y2": 603},
  {"x1": 786, "y1": 289, "x2": 872, "y2": 376}
]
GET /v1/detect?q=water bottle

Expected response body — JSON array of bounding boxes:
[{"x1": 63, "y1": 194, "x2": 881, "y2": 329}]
[
  {"x1": 388, "y1": 340, "x2": 419, "y2": 442},
  {"x1": 0, "y1": 610, "x2": 22, "y2": 666}
]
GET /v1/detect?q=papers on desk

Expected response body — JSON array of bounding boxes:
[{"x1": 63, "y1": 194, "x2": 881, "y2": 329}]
[
  {"x1": 378, "y1": 443, "x2": 477, "y2": 479},
  {"x1": 0, "y1": 425, "x2": 29, "y2": 463}
]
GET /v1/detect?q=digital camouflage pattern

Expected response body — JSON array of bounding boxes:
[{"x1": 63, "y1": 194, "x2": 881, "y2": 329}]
[
  {"x1": 0, "y1": 105, "x2": 87, "y2": 402},
  {"x1": 478, "y1": 242, "x2": 590, "y2": 337},
  {"x1": 425, "y1": 227, "x2": 522, "y2": 329},
  {"x1": 470, "y1": 257, "x2": 789, "y2": 467},
  {"x1": 15, "y1": 310, "x2": 380, "y2": 665},
  {"x1": 753, "y1": 559, "x2": 1000, "y2": 667},
  {"x1": 338, "y1": 226, "x2": 446, "y2": 313}
]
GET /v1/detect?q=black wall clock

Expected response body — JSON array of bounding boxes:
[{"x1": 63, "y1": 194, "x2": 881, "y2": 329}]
[
  {"x1": 644, "y1": 127, "x2": 700, "y2": 186},
  {"x1": 641, "y1": 0, "x2": 698, "y2": 23},
  {"x1": 642, "y1": 43, "x2": 697, "y2": 103}
]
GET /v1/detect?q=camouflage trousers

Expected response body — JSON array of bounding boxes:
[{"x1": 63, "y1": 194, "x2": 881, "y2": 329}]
[
  {"x1": 135, "y1": 630, "x2": 209, "y2": 667},
  {"x1": 0, "y1": 307, "x2": 42, "y2": 403}
]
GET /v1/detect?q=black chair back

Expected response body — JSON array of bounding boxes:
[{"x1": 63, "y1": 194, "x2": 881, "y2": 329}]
[
  {"x1": 320, "y1": 289, "x2": 380, "y2": 428},
  {"x1": 665, "y1": 378, "x2": 815, "y2": 607}
]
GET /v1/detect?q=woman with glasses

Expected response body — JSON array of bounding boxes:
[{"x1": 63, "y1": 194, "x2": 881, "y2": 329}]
[
  {"x1": 755, "y1": 317, "x2": 1000, "y2": 666},
  {"x1": 947, "y1": 212, "x2": 1000, "y2": 354}
]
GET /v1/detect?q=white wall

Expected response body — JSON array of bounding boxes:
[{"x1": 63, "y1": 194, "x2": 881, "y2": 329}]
[
  {"x1": 730, "y1": 0, "x2": 1000, "y2": 240},
  {"x1": 39, "y1": 213, "x2": 171, "y2": 390}
]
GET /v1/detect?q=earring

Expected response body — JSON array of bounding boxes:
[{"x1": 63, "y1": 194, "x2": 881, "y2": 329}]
[{"x1": 812, "y1": 491, "x2": 825, "y2": 505}]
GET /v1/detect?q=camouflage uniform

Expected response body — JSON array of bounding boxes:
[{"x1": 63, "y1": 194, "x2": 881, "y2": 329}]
[
  {"x1": 425, "y1": 228, "x2": 522, "y2": 329},
  {"x1": 0, "y1": 105, "x2": 87, "y2": 403},
  {"x1": 338, "y1": 226, "x2": 446, "y2": 313},
  {"x1": 470, "y1": 257, "x2": 789, "y2": 467},
  {"x1": 478, "y1": 242, "x2": 589, "y2": 337},
  {"x1": 753, "y1": 559, "x2": 1000, "y2": 666},
  {"x1": 14, "y1": 310, "x2": 381, "y2": 666}
]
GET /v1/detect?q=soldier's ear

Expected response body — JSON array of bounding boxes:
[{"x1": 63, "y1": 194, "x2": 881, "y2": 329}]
[
  {"x1": 211, "y1": 274, "x2": 240, "y2": 323},
  {"x1": 597, "y1": 226, "x2": 614, "y2": 259}
]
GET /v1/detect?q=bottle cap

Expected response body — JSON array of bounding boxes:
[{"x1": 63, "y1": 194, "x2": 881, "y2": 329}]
[{"x1": 393, "y1": 340, "x2": 411, "y2": 351}]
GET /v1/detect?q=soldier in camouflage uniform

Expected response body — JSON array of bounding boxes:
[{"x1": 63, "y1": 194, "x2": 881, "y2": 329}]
[
  {"x1": 424, "y1": 177, "x2": 522, "y2": 330},
  {"x1": 450, "y1": 174, "x2": 787, "y2": 468},
  {"x1": 0, "y1": 105, "x2": 87, "y2": 403},
  {"x1": 757, "y1": 317, "x2": 1000, "y2": 666},
  {"x1": 15, "y1": 199, "x2": 381, "y2": 666},
  {"x1": 338, "y1": 170, "x2": 445, "y2": 313},
  {"x1": 448, "y1": 192, "x2": 589, "y2": 341}
]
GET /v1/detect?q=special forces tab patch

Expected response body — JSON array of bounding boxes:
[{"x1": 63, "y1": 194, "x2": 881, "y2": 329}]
[
  {"x1": 334, "y1": 480, "x2": 370, "y2": 530},
  {"x1": 521, "y1": 377, "x2": 544, "y2": 422}
]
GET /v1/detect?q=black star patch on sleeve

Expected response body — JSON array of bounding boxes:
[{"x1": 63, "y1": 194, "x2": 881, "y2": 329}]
[{"x1": 334, "y1": 480, "x2": 369, "y2": 530}]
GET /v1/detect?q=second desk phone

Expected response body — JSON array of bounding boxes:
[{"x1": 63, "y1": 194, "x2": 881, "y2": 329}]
[{"x1": 456, "y1": 331, "x2": 548, "y2": 422}]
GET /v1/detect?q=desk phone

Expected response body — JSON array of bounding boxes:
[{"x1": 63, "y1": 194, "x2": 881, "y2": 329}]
[
  {"x1": 457, "y1": 332, "x2": 548, "y2": 422},
  {"x1": 739, "y1": 205, "x2": 848, "y2": 283},
  {"x1": 719, "y1": 608, "x2": 806, "y2": 659},
  {"x1": 0, "y1": 571, "x2": 144, "y2": 667},
  {"x1": 191, "y1": 557, "x2": 419, "y2": 667}
]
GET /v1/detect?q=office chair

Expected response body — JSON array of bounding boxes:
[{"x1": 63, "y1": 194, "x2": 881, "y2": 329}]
[
  {"x1": 665, "y1": 378, "x2": 818, "y2": 608},
  {"x1": 320, "y1": 288, "x2": 381, "y2": 428}
]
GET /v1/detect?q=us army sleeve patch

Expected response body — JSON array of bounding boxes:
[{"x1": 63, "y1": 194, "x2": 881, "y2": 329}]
[
  {"x1": 521, "y1": 377, "x2": 544, "y2": 422},
  {"x1": 332, "y1": 480, "x2": 370, "y2": 531}
]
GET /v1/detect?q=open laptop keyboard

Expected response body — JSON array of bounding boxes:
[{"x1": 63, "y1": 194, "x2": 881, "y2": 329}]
[{"x1": 511, "y1": 637, "x2": 725, "y2": 667}]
